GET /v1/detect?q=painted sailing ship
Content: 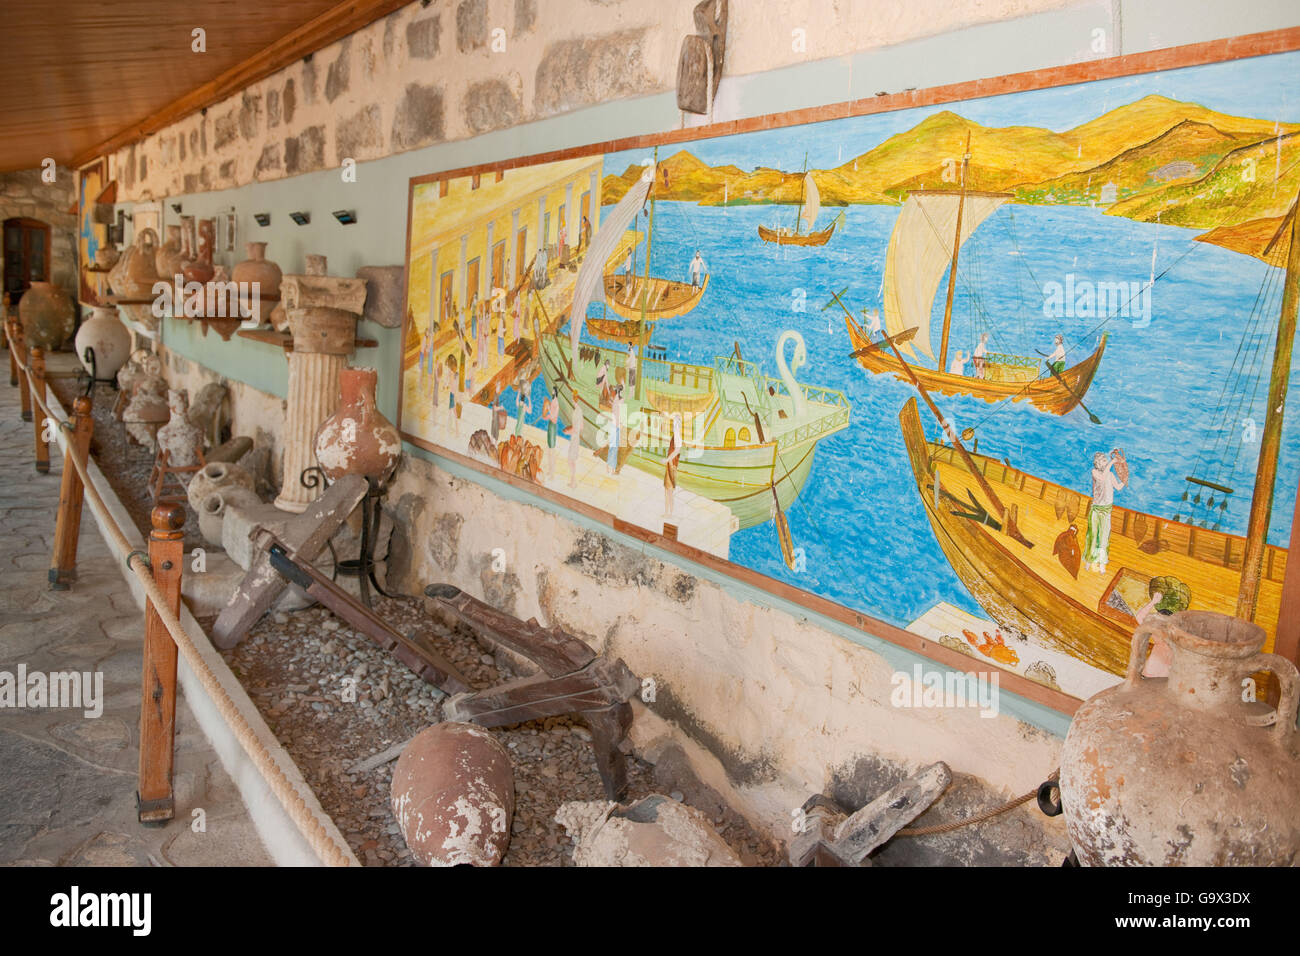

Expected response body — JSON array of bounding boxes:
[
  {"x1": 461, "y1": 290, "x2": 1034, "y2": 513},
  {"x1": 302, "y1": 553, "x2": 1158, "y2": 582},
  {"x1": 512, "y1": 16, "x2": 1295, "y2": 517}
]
[
  {"x1": 540, "y1": 167, "x2": 852, "y2": 535},
  {"x1": 897, "y1": 196, "x2": 1299, "y2": 676},
  {"x1": 758, "y1": 165, "x2": 843, "y2": 247},
  {"x1": 845, "y1": 135, "x2": 1107, "y2": 415}
]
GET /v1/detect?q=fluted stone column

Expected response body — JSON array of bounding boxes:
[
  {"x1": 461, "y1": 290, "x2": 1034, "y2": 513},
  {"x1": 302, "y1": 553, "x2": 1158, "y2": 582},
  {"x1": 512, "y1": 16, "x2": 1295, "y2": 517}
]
[{"x1": 273, "y1": 257, "x2": 368, "y2": 513}]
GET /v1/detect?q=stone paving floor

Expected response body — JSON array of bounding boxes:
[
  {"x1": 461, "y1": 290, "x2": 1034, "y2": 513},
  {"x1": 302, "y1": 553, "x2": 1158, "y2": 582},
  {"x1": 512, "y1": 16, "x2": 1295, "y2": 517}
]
[{"x1": 0, "y1": 362, "x2": 273, "y2": 866}]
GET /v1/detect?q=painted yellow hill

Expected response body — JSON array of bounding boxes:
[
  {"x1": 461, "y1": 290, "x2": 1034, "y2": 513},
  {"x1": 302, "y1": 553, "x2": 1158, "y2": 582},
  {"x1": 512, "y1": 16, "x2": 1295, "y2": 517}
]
[
  {"x1": 828, "y1": 110, "x2": 1084, "y2": 198},
  {"x1": 1061, "y1": 94, "x2": 1288, "y2": 161},
  {"x1": 595, "y1": 97, "x2": 1300, "y2": 259},
  {"x1": 1108, "y1": 131, "x2": 1300, "y2": 228},
  {"x1": 1017, "y1": 119, "x2": 1251, "y2": 206}
]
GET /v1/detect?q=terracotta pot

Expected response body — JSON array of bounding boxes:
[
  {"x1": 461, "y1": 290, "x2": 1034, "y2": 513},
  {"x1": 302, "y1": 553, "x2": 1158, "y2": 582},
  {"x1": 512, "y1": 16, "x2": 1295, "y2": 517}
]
[
  {"x1": 155, "y1": 224, "x2": 185, "y2": 281},
  {"x1": 18, "y1": 282, "x2": 75, "y2": 350},
  {"x1": 109, "y1": 228, "x2": 162, "y2": 301},
  {"x1": 1060, "y1": 610, "x2": 1300, "y2": 866},
  {"x1": 74, "y1": 306, "x2": 132, "y2": 379},
  {"x1": 390, "y1": 723, "x2": 514, "y2": 866},
  {"x1": 314, "y1": 366, "x2": 401, "y2": 480},
  {"x1": 231, "y1": 241, "x2": 282, "y2": 326},
  {"x1": 183, "y1": 218, "x2": 215, "y2": 285}
]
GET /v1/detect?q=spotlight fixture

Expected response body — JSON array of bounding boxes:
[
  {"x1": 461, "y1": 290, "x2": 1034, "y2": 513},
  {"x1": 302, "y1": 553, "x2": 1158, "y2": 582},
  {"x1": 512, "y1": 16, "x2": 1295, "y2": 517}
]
[
  {"x1": 332, "y1": 209, "x2": 357, "y2": 225},
  {"x1": 289, "y1": 211, "x2": 310, "y2": 226},
  {"x1": 171, "y1": 202, "x2": 182, "y2": 214},
  {"x1": 254, "y1": 212, "x2": 271, "y2": 227}
]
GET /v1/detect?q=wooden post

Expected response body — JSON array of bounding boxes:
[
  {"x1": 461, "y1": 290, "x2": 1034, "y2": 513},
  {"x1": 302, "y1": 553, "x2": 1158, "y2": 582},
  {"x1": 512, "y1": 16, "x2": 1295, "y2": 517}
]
[
  {"x1": 49, "y1": 395, "x2": 94, "y2": 590},
  {"x1": 10, "y1": 320, "x2": 31, "y2": 422},
  {"x1": 29, "y1": 346, "x2": 48, "y2": 473},
  {"x1": 138, "y1": 503, "x2": 185, "y2": 826},
  {"x1": 5, "y1": 296, "x2": 17, "y2": 386}
]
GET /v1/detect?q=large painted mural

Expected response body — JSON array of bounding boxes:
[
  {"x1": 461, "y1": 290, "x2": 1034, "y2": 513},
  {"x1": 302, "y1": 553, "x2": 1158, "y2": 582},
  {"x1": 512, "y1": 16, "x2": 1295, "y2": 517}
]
[{"x1": 399, "y1": 47, "x2": 1300, "y2": 701}]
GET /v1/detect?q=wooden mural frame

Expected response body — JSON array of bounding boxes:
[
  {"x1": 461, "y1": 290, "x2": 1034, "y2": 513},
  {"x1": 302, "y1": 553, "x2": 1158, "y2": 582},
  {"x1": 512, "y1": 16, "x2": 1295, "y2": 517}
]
[{"x1": 398, "y1": 26, "x2": 1300, "y2": 717}]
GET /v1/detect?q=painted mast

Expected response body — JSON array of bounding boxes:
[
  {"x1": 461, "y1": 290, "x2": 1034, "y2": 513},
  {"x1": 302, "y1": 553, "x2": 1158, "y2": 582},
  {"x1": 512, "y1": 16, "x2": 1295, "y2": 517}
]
[
  {"x1": 937, "y1": 131, "x2": 971, "y2": 372},
  {"x1": 1236, "y1": 194, "x2": 1300, "y2": 621},
  {"x1": 636, "y1": 146, "x2": 658, "y2": 403}
]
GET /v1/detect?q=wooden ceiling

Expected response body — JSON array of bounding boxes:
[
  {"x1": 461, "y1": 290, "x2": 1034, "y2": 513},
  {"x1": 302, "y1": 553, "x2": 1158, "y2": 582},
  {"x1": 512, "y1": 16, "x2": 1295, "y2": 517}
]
[{"x1": 0, "y1": 0, "x2": 408, "y2": 173}]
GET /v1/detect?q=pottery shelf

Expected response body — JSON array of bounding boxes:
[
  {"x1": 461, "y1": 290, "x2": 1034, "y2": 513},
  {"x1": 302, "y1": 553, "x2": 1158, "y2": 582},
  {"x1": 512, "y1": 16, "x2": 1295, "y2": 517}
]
[{"x1": 237, "y1": 328, "x2": 379, "y2": 352}]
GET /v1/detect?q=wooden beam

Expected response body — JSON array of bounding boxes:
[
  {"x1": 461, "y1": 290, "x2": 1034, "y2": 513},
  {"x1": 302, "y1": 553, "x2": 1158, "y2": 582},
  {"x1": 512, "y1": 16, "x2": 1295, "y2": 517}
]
[{"x1": 69, "y1": 0, "x2": 410, "y2": 170}]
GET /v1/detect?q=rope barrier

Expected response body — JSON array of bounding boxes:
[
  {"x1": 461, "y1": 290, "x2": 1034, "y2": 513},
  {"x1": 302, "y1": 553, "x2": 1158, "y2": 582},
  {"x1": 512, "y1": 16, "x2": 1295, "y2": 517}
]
[
  {"x1": 897, "y1": 770, "x2": 1058, "y2": 837},
  {"x1": 5, "y1": 328, "x2": 354, "y2": 867}
]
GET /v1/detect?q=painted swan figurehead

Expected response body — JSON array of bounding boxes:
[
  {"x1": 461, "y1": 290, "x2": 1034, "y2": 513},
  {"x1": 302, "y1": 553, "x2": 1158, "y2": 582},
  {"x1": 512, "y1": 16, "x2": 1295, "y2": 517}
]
[{"x1": 777, "y1": 329, "x2": 809, "y2": 420}]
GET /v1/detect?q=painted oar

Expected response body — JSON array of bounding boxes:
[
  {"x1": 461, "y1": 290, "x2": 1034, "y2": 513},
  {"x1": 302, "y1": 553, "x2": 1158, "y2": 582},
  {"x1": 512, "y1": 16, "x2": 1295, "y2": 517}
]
[
  {"x1": 739, "y1": 363, "x2": 797, "y2": 571},
  {"x1": 1034, "y1": 350, "x2": 1102, "y2": 425}
]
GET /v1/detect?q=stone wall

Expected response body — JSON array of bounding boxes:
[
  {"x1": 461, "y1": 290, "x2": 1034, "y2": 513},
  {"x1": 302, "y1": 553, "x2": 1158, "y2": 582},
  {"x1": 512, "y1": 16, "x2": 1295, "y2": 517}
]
[
  {"x1": 0, "y1": 166, "x2": 78, "y2": 304},
  {"x1": 106, "y1": 0, "x2": 1077, "y2": 202}
]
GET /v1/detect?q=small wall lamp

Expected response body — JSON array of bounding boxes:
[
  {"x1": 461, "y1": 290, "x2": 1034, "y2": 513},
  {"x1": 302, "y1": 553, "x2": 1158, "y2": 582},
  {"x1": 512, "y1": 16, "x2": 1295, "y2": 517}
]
[
  {"x1": 289, "y1": 211, "x2": 311, "y2": 226},
  {"x1": 332, "y1": 210, "x2": 357, "y2": 225},
  {"x1": 254, "y1": 212, "x2": 271, "y2": 226}
]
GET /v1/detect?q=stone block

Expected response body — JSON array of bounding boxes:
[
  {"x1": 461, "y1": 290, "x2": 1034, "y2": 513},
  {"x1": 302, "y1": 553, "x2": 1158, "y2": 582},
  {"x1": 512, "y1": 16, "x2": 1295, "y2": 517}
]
[
  {"x1": 284, "y1": 126, "x2": 326, "y2": 175},
  {"x1": 464, "y1": 78, "x2": 521, "y2": 135},
  {"x1": 456, "y1": 0, "x2": 487, "y2": 51},
  {"x1": 355, "y1": 265, "x2": 405, "y2": 328},
  {"x1": 406, "y1": 14, "x2": 440, "y2": 59},
  {"x1": 535, "y1": 30, "x2": 654, "y2": 116},
  {"x1": 391, "y1": 84, "x2": 444, "y2": 151},
  {"x1": 336, "y1": 104, "x2": 382, "y2": 161}
]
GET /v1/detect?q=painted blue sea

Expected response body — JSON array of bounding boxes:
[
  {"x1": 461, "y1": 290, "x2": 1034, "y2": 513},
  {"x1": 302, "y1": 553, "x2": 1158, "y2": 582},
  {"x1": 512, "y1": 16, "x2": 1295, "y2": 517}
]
[{"x1": 545, "y1": 197, "x2": 1300, "y2": 629}]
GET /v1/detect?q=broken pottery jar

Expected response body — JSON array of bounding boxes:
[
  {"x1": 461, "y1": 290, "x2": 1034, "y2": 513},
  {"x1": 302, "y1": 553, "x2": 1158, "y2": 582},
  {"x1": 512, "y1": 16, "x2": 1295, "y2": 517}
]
[
  {"x1": 391, "y1": 722, "x2": 514, "y2": 866},
  {"x1": 156, "y1": 389, "x2": 204, "y2": 467},
  {"x1": 186, "y1": 460, "x2": 256, "y2": 512},
  {"x1": 183, "y1": 218, "x2": 216, "y2": 286},
  {"x1": 313, "y1": 366, "x2": 401, "y2": 481},
  {"x1": 555, "y1": 794, "x2": 742, "y2": 867},
  {"x1": 1060, "y1": 610, "x2": 1300, "y2": 866},
  {"x1": 197, "y1": 487, "x2": 261, "y2": 548},
  {"x1": 123, "y1": 375, "x2": 170, "y2": 449},
  {"x1": 155, "y1": 224, "x2": 185, "y2": 281}
]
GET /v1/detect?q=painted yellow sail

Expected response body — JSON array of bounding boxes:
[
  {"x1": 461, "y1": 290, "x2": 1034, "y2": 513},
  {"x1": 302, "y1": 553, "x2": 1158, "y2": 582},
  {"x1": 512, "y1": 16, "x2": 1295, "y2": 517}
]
[
  {"x1": 882, "y1": 190, "x2": 1010, "y2": 361},
  {"x1": 800, "y1": 171, "x2": 821, "y2": 232}
]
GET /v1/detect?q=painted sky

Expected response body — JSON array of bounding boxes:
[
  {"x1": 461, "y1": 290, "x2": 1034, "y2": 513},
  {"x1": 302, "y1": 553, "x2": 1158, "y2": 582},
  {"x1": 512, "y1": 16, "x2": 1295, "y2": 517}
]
[{"x1": 607, "y1": 49, "x2": 1300, "y2": 176}]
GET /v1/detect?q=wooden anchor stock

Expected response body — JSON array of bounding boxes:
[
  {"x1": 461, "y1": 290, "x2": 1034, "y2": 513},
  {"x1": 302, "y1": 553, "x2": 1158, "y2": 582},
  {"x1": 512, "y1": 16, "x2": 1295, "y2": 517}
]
[
  {"x1": 262, "y1": 536, "x2": 471, "y2": 695},
  {"x1": 425, "y1": 583, "x2": 641, "y2": 801}
]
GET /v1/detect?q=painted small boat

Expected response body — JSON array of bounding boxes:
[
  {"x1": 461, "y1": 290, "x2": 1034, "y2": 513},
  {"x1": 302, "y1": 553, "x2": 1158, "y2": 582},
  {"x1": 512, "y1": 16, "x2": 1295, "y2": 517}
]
[
  {"x1": 757, "y1": 167, "x2": 841, "y2": 246},
  {"x1": 601, "y1": 272, "x2": 709, "y2": 322},
  {"x1": 847, "y1": 134, "x2": 1105, "y2": 415}
]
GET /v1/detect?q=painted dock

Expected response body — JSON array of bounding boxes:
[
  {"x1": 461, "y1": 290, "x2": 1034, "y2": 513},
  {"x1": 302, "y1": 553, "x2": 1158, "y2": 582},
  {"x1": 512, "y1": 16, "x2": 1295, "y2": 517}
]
[{"x1": 906, "y1": 602, "x2": 1121, "y2": 701}]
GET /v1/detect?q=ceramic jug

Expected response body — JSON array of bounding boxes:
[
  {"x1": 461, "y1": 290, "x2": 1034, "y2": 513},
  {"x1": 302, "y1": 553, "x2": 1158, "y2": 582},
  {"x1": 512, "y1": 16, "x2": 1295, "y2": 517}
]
[{"x1": 1060, "y1": 610, "x2": 1299, "y2": 866}]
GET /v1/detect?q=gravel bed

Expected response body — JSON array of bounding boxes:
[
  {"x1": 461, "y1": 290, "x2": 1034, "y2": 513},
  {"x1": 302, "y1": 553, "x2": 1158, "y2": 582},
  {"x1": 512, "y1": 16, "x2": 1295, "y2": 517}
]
[{"x1": 51, "y1": 377, "x2": 781, "y2": 867}]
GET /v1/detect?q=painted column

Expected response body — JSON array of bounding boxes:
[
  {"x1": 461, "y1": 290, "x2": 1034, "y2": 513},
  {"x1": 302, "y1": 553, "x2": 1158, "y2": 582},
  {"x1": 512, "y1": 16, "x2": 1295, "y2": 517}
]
[
  {"x1": 273, "y1": 258, "x2": 369, "y2": 513},
  {"x1": 427, "y1": 245, "x2": 439, "y2": 329},
  {"x1": 510, "y1": 208, "x2": 520, "y2": 286}
]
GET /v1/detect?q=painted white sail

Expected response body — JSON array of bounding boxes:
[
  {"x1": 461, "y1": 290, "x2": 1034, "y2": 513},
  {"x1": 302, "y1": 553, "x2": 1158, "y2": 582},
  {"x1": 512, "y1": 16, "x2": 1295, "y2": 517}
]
[
  {"x1": 800, "y1": 171, "x2": 821, "y2": 232},
  {"x1": 569, "y1": 169, "x2": 653, "y2": 362},
  {"x1": 882, "y1": 191, "x2": 1008, "y2": 361}
]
